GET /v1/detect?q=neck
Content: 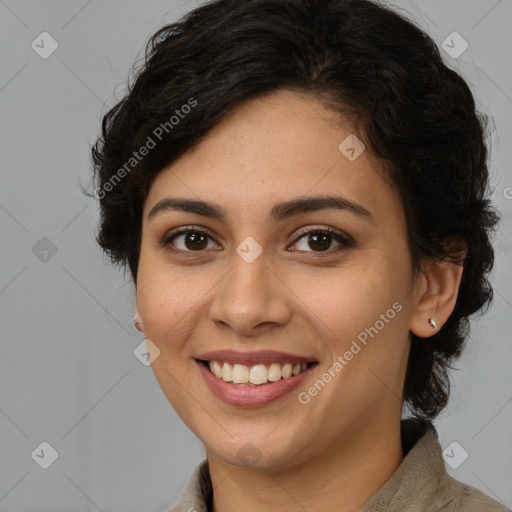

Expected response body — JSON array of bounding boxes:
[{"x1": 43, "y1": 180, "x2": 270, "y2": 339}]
[{"x1": 207, "y1": 418, "x2": 404, "y2": 512}]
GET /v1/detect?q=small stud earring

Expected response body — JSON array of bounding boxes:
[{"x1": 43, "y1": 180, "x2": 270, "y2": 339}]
[
  {"x1": 132, "y1": 313, "x2": 143, "y2": 331},
  {"x1": 428, "y1": 317, "x2": 437, "y2": 330}
]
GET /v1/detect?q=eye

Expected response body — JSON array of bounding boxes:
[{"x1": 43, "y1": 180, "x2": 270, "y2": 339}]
[
  {"x1": 289, "y1": 226, "x2": 353, "y2": 253},
  {"x1": 160, "y1": 226, "x2": 219, "y2": 253}
]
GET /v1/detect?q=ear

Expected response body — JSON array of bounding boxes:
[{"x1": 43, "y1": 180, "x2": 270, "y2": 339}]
[
  {"x1": 133, "y1": 304, "x2": 144, "y2": 333},
  {"x1": 410, "y1": 242, "x2": 466, "y2": 338}
]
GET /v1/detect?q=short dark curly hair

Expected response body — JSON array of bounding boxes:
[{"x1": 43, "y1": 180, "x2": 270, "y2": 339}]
[{"x1": 88, "y1": 0, "x2": 500, "y2": 420}]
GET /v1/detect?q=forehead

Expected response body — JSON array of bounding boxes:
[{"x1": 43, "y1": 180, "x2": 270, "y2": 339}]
[{"x1": 143, "y1": 90, "x2": 401, "y2": 227}]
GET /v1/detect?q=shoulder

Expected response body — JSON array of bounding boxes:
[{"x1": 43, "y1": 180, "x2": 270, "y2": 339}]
[
  {"x1": 167, "y1": 459, "x2": 211, "y2": 512},
  {"x1": 363, "y1": 419, "x2": 511, "y2": 512},
  {"x1": 435, "y1": 473, "x2": 510, "y2": 511}
]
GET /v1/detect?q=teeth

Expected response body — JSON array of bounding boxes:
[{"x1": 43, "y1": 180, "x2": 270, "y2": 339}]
[
  {"x1": 249, "y1": 364, "x2": 268, "y2": 385},
  {"x1": 268, "y1": 363, "x2": 282, "y2": 381},
  {"x1": 232, "y1": 364, "x2": 249, "y2": 384},
  {"x1": 281, "y1": 363, "x2": 292, "y2": 379},
  {"x1": 221, "y1": 362, "x2": 233, "y2": 382},
  {"x1": 208, "y1": 360, "x2": 312, "y2": 385},
  {"x1": 212, "y1": 361, "x2": 222, "y2": 378}
]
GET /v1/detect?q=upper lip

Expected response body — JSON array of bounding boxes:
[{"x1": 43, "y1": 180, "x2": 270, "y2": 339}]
[{"x1": 195, "y1": 350, "x2": 317, "y2": 366}]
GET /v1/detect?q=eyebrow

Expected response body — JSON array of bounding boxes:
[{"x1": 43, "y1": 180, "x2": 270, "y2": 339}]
[{"x1": 148, "y1": 195, "x2": 373, "y2": 224}]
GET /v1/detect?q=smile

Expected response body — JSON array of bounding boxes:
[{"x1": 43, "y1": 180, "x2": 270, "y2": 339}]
[{"x1": 194, "y1": 350, "x2": 319, "y2": 407}]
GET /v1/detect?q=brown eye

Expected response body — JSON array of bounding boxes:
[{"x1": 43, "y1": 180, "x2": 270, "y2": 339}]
[
  {"x1": 306, "y1": 232, "x2": 332, "y2": 251},
  {"x1": 180, "y1": 231, "x2": 209, "y2": 251},
  {"x1": 291, "y1": 227, "x2": 353, "y2": 253},
  {"x1": 161, "y1": 228, "x2": 217, "y2": 252}
]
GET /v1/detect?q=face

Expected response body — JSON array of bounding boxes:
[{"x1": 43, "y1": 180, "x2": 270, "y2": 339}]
[{"x1": 136, "y1": 89, "x2": 419, "y2": 470}]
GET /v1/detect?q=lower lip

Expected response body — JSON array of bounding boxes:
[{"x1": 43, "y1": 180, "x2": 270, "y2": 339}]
[{"x1": 196, "y1": 361, "x2": 316, "y2": 407}]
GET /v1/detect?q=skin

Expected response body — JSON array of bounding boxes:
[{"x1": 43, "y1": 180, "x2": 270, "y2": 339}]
[{"x1": 134, "y1": 89, "x2": 464, "y2": 512}]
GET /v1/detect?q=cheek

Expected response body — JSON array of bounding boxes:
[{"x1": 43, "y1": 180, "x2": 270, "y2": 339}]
[
  {"x1": 136, "y1": 254, "x2": 203, "y2": 416},
  {"x1": 136, "y1": 249, "x2": 199, "y2": 353},
  {"x1": 292, "y1": 251, "x2": 411, "y2": 397},
  {"x1": 292, "y1": 253, "x2": 408, "y2": 341}
]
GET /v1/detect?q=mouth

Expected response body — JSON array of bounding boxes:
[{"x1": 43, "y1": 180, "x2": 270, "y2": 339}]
[
  {"x1": 197, "y1": 359, "x2": 318, "y2": 386},
  {"x1": 194, "y1": 350, "x2": 319, "y2": 407}
]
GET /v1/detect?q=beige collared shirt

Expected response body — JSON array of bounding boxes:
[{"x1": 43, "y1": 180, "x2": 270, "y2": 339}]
[{"x1": 168, "y1": 419, "x2": 510, "y2": 511}]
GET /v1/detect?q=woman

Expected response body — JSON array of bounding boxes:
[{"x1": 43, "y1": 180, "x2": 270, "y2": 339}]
[{"x1": 90, "y1": 0, "x2": 508, "y2": 510}]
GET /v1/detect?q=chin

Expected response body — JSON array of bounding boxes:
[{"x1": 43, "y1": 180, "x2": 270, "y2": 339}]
[{"x1": 206, "y1": 434, "x2": 308, "y2": 471}]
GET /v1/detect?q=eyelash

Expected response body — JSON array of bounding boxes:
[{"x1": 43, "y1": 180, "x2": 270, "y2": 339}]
[{"x1": 159, "y1": 225, "x2": 354, "y2": 256}]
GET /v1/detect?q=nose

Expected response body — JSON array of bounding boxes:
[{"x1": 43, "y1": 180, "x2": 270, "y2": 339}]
[{"x1": 208, "y1": 249, "x2": 293, "y2": 338}]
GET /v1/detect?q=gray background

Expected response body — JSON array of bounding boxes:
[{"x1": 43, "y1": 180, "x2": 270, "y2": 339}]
[{"x1": 0, "y1": 0, "x2": 511, "y2": 511}]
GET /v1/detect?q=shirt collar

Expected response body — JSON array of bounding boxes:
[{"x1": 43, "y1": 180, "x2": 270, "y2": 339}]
[{"x1": 360, "y1": 418, "x2": 445, "y2": 511}]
